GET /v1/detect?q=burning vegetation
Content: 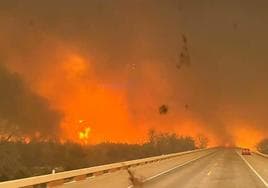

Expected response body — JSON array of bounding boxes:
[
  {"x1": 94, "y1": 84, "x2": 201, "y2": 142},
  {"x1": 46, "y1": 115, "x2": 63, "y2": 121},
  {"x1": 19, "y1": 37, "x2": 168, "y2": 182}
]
[
  {"x1": 0, "y1": 130, "x2": 197, "y2": 182},
  {"x1": 0, "y1": 0, "x2": 268, "y2": 163}
]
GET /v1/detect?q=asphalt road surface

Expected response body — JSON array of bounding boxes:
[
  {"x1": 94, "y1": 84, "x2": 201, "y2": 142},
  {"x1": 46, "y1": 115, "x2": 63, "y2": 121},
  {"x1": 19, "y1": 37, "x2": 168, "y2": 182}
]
[
  {"x1": 143, "y1": 149, "x2": 267, "y2": 188},
  {"x1": 63, "y1": 149, "x2": 268, "y2": 188}
]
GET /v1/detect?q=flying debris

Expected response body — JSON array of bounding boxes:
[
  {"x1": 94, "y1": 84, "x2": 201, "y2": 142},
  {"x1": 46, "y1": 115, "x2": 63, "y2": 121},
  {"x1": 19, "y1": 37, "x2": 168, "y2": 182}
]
[
  {"x1": 127, "y1": 63, "x2": 137, "y2": 71},
  {"x1": 176, "y1": 34, "x2": 191, "y2": 70},
  {"x1": 159, "y1": 105, "x2": 168, "y2": 115},
  {"x1": 176, "y1": 64, "x2": 181, "y2": 70},
  {"x1": 182, "y1": 34, "x2": 187, "y2": 43},
  {"x1": 130, "y1": 63, "x2": 137, "y2": 71},
  {"x1": 29, "y1": 20, "x2": 34, "y2": 26},
  {"x1": 233, "y1": 23, "x2": 238, "y2": 30}
]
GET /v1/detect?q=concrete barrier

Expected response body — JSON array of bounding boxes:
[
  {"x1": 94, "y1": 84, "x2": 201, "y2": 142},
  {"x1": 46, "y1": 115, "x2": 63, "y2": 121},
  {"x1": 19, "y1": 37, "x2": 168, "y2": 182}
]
[{"x1": 0, "y1": 148, "x2": 213, "y2": 188}]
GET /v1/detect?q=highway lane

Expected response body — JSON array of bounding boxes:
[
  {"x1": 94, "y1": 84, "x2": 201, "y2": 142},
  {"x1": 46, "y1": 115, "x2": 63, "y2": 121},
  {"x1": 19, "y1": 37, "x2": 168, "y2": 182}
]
[
  {"x1": 143, "y1": 149, "x2": 267, "y2": 188},
  {"x1": 243, "y1": 152, "x2": 268, "y2": 186},
  {"x1": 61, "y1": 148, "x2": 267, "y2": 188},
  {"x1": 62, "y1": 149, "x2": 217, "y2": 188}
]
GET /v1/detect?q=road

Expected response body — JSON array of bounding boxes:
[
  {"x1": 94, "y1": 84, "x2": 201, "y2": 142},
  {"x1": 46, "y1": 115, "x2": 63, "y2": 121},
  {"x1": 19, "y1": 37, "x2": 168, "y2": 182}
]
[
  {"x1": 143, "y1": 149, "x2": 267, "y2": 188},
  {"x1": 63, "y1": 149, "x2": 268, "y2": 188}
]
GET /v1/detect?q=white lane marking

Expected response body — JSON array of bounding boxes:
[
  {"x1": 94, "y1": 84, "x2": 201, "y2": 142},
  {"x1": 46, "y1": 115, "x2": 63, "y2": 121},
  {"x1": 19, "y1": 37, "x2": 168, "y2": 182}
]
[
  {"x1": 236, "y1": 151, "x2": 268, "y2": 187},
  {"x1": 127, "y1": 151, "x2": 216, "y2": 188}
]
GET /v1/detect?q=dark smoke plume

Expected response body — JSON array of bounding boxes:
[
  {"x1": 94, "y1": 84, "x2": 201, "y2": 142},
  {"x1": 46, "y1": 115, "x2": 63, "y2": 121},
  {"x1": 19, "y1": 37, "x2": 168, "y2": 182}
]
[
  {"x1": 0, "y1": 63, "x2": 61, "y2": 140},
  {"x1": 1, "y1": 0, "x2": 268, "y2": 145}
]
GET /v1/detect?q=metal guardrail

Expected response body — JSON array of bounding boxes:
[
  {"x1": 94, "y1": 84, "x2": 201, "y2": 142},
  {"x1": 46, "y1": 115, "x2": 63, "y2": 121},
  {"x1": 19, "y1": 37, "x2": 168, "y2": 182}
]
[
  {"x1": 0, "y1": 148, "x2": 213, "y2": 188},
  {"x1": 254, "y1": 151, "x2": 268, "y2": 158}
]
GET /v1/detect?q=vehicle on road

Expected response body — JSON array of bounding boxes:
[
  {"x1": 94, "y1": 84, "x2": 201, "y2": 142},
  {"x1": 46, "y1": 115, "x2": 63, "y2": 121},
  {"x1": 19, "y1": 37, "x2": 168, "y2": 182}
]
[{"x1": 241, "y1": 148, "x2": 251, "y2": 155}]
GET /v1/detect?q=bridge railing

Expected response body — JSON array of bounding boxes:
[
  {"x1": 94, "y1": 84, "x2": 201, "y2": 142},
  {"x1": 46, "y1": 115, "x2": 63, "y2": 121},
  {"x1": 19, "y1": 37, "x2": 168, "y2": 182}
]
[
  {"x1": 0, "y1": 148, "x2": 212, "y2": 188},
  {"x1": 254, "y1": 151, "x2": 268, "y2": 158}
]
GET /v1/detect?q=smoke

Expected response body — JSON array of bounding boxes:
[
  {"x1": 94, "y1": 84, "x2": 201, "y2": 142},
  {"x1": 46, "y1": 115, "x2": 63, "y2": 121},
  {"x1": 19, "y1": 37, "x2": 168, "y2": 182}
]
[
  {"x1": 0, "y1": 0, "x2": 268, "y2": 146},
  {"x1": 0, "y1": 63, "x2": 61, "y2": 140}
]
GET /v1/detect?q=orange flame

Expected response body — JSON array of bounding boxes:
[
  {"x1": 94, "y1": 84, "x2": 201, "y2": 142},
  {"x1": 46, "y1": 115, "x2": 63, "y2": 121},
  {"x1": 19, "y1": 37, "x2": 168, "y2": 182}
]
[
  {"x1": 5, "y1": 43, "x2": 266, "y2": 147},
  {"x1": 79, "y1": 127, "x2": 91, "y2": 144}
]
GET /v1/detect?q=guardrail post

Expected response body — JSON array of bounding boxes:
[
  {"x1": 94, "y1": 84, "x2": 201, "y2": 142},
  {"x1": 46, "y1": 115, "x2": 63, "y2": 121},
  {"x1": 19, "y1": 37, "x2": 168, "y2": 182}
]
[
  {"x1": 47, "y1": 180, "x2": 64, "y2": 187},
  {"x1": 74, "y1": 175, "x2": 87, "y2": 181}
]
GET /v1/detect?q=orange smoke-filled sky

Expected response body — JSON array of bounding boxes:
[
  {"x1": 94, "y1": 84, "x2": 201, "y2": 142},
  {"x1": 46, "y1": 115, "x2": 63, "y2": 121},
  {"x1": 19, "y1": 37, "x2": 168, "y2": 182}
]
[{"x1": 1, "y1": 0, "x2": 268, "y2": 147}]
